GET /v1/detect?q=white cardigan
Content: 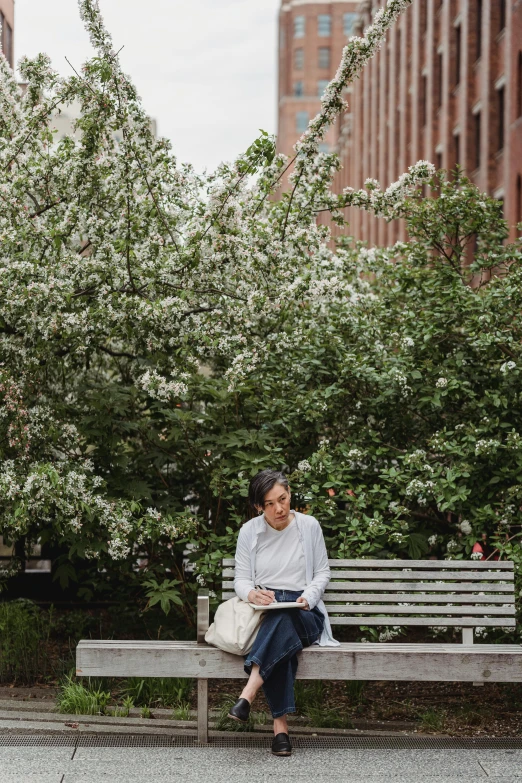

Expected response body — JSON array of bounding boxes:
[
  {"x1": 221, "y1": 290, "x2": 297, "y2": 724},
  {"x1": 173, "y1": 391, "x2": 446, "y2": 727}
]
[{"x1": 234, "y1": 510, "x2": 340, "y2": 647}]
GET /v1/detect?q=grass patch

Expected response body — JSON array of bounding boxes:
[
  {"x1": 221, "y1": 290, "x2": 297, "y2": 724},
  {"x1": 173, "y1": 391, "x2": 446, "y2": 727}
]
[
  {"x1": 295, "y1": 681, "x2": 352, "y2": 729},
  {"x1": 57, "y1": 674, "x2": 111, "y2": 715},
  {"x1": 345, "y1": 680, "x2": 367, "y2": 707},
  {"x1": 172, "y1": 701, "x2": 191, "y2": 721},
  {"x1": 107, "y1": 696, "x2": 134, "y2": 717},
  {"x1": 214, "y1": 695, "x2": 267, "y2": 732},
  {"x1": 418, "y1": 708, "x2": 447, "y2": 732},
  {"x1": 118, "y1": 677, "x2": 194, "y2": 708}
]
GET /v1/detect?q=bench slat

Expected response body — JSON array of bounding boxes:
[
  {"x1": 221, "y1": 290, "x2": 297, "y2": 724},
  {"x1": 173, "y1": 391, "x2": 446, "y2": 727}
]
[
  {"x1": 329, "y1": 616, "x2": 516, "y2": 626},
  {"x1": 321, "y1": 594, "x2": 514, "y2": 604},
  {"x1": 221, "y1": 580, "x2": 514, "y2": 593},
  {"x1": 220, "y1": 592, "x2": 516, "y2": 624},
  {"x1": 222, "y1": 568, "x2": 513, "y2": 581},
  {"x1": 76, "y1": 639, "x2": 522, "y2": 681},
  {"x1": 323, "y1": 605, "x2": 515, "y2": 615},
  {"x1": 221, "y1": 558, "x2": 513, "y2": 569}
]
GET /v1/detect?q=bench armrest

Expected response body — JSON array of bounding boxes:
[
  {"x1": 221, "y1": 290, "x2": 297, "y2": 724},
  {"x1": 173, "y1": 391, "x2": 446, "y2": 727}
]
[{"x1": 197, "y1": 588, "x2": 209, "y2": 643}]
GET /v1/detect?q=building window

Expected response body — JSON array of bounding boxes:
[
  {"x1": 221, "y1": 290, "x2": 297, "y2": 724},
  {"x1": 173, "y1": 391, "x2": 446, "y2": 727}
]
[
  {"x1": 318, "y1": 14, "x2": 331, "y2": 37},
  {"x1": 421, "y1": 75, "x2": 428, "y2": 126},
  {"x1": 318, "y1": 79, "x2": 329, "y2": 97},
  {"x1": 454, "y1": 133, "x2": 460, "y2": 167},
  {"x1": 516, "y1": 174, "x2": 522, "y2": 230},
  {"x1": 455, "y1": 24, "x2": 461, "y2": 86},
  {"x1": 296, "y1": 111, "x2": 309, "y2": 132},
  {"x1": 294, "y1": 48, "x2": 304, "y2": 70},
  {"x1": 343, "y1": 13, "x2": 357, "y2": 36},
  {"x1": 294, "y1": 81, "x2": 304, "y2": 97},
  {"x1": 476, "y1": 0, "x2": 482, "y2": 60},
  {"x1": 318, "y1": 47, "x2": 331, "y2": 69},
  {"x1": 421, "y1": 0, "x2": 428, "y2": 33},
  {"x1": 280, "y1": 28, "x2": 286, "y2": 50},
  {"x1": 3, "y1": 20, "x2": 12, "y2": 68},
  {"x1": 436, "y1": 151, "x2": 443, "y2": 171},
  {"x1": 497, "y1": 86, "x2": 505, "y2": 151},
  {"x1": 294, "y1": 15, "x2": 305, "y2": 38},
  {"x1": 499, "y1": 0, "x2": 507, "y2": 31},
  {"x1": 473, "y1": 112, "x2": 481, "y2": 169},
  {"x1": 518, "y1": 51, "x2": 522, "y2": 117},
  {"x1": 437, "y1": 52, "x2": 443, "y2": 107}
]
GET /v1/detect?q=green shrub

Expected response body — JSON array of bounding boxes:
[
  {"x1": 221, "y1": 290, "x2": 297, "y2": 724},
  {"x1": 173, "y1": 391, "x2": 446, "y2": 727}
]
[{"x1": 0, "y1": 600, "x2": 50, "y2": 684}]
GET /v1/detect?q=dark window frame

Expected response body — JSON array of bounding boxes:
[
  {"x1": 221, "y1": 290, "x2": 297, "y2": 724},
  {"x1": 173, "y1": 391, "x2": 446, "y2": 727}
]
[
  {"x1": 476, "y1": 0, "x2": 482, "y2": 60},
  {"x1": 473, "y1": 112, "x2": 481, "y2": 170},
  {"x1": 497, "y1": 85, "x2": 505, "y2": 152},
  {"x1": 455, "y1": 24, "x2": 461, "y2": 86}
]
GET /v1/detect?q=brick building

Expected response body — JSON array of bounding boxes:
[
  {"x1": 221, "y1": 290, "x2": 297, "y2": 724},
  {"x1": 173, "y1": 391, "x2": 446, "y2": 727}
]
[
  {"x1": 332, "y1": 0, "x2": 522, "y2": 245},
  {"x1": 0, "y1": 0, "x2": 14, "y2": 68},
  {"x1": 277, "y1": 0, "x2": 360, "y2": 176},
  {"x1": 278, "y1": 0, "x2": 522, "y2": 245}
]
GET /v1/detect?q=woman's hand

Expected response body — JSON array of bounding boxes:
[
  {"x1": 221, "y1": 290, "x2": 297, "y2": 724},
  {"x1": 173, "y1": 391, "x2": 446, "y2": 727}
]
[
  {"x1": 296, "y1": 596, "x2": 310, "y2": 610},
  {"x1": 248, "y1": 588, "x2": 275, "y2": 606}
]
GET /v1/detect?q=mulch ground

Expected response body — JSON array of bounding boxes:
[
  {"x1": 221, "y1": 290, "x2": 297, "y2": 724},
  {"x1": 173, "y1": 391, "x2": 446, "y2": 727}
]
[
  {"x1": 206, "y1": 679, "x2": 522, "y2": 736},
  {"x1": 2, "y1": 680, "x2": 521, "y2": 737}
]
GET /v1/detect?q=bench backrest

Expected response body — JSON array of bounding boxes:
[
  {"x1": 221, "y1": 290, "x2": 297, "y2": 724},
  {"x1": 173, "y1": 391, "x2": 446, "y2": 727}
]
[{"x1": 222, "y1": 558, "x2": 516, "y2": 641}]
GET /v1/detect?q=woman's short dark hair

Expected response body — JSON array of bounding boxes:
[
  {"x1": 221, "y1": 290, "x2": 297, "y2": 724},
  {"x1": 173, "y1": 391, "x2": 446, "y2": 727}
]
[{"x1": 248, "y1": 469, "x2": 289, "y2": 511}]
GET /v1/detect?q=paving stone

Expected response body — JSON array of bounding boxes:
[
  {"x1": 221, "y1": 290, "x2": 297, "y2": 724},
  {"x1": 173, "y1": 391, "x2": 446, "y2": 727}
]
[
  {"x1": 61, "y1": 779, "x2": 522, "y2": 783},
  {"x1": 70, "y1": 747, "x2": 489, "y2": 778},
  {"x1": 0, "y1": 777, "x2": 62, "y2": 783}
]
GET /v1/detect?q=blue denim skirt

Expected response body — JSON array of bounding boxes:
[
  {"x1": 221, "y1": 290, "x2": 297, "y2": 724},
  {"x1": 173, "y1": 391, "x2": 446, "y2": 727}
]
[{"x1": 243, "y1": 589, "x2": 325, "y2": 718}]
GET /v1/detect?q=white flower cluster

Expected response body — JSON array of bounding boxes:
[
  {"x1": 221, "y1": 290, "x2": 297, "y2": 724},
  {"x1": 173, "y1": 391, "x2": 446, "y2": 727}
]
[
  {"x1": 138, "y1": 370, "x2": 188, "y2": 402},
  {"x1": 474, "y1": 438, "x2": 501, "y2": 456},
  {"x1": 435, "y1": 377, "x2": 448, "y2": 388},
  {"x1": 378, "y1": 626, "x2": 402, "y2": 643},
  {"x1": 506, "y1": 431, "x2": 522, "y2": 450},
  {"x1": 470, "y1": 551, "x2": 483, "y2": 560},
  {"x1": 405, "y1": 478, "x2": 435, "y2": 506},
  {"x1": 297, "y1": 460, "x2": 312, "y2": 473},
  {"x1": 500, "y1": 361, "x2": 516, "y2": 373},
  {"x1": 389, "y1": 367, "x2": 412, "y2": 398},
  {"x1": 458, "y1": 520, "x2": 472, "y2": 535}
]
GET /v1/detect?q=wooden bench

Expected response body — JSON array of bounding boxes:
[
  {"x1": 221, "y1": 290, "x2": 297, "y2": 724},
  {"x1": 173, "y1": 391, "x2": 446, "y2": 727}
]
[{"x1": 77, "y1": 558, "x2": 522, "y2": 743}]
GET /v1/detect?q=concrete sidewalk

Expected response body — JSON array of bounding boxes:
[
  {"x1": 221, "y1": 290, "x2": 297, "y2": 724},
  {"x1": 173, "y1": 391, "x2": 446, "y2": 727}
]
[{"x1": 0, "y1": 745, "x2": 521, "y2": 782}]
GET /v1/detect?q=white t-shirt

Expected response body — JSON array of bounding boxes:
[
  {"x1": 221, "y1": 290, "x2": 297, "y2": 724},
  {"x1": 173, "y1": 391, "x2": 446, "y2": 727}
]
[{"x1": 254, "y1": 516, "x2": 306, "y2": 590}]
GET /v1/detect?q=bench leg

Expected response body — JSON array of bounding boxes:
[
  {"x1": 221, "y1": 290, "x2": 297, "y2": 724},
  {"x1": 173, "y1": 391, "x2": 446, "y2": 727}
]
[{"x1": 198, "y1": 679, "x2": 208, "y2": 744}]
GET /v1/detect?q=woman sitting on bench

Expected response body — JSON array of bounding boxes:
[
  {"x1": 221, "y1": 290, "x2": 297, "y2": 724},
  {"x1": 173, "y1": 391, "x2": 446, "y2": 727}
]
[{"x1": 228, "y1": 469, "x2": 339, "y2": 756}]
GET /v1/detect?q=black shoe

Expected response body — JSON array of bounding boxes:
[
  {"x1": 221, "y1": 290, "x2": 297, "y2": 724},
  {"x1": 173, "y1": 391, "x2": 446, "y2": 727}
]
[
  {"x1": 227, "y1": 697, "x2": 251, "y2": 723},
  {"x1": 272, "y1": 732, "x2": 292, "y2": 756}
]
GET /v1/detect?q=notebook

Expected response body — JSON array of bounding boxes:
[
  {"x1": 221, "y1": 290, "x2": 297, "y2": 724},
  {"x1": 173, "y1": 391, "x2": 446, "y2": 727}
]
[{"x1": 248, "y1": 601, "x2": 302, "y2": 610}]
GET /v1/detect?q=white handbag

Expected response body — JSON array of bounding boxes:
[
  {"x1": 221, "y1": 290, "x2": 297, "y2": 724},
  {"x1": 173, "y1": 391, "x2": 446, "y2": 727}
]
[{"x1": 204, "y1": 596, "x2": 265, "y2": 655}]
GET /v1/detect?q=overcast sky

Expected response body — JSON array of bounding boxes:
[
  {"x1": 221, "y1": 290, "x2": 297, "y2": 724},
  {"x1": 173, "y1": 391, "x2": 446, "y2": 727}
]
[{"x1": 14, "y1": 0, "x2": 281, "y2": 173}]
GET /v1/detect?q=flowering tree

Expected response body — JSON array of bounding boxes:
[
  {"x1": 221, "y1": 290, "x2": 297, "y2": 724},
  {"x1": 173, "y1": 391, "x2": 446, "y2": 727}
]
[{"x1": 2, "y1": 0, "x2": 521, "y2": 630}]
